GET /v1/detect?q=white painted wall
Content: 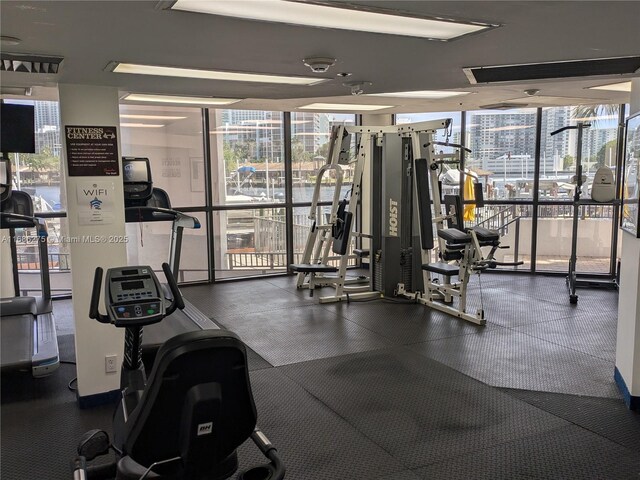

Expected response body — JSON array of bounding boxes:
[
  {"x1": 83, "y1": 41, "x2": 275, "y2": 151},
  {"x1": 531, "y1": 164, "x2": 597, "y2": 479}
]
[
  {"x1": 614, "y1": 78, "x2": 640, "y2": 401},
  {"x1": 59, "y1": 85, "x2": 127, "y2": 398},
  {"x1": 0, "y1": 241, "x2": 15, "y2": 297}
]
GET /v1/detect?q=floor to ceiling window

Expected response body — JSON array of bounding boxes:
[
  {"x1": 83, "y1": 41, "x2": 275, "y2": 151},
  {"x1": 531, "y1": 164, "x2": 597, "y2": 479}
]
[
  {"x1": 536, "y1": 105, "x2": 620, "y2": 273},
  {"x1": 119, "y1": 104, "x2": 209, "y2": 282},
  {"x1": 2, "y1": 99, "x2": 71, "y2": 296},
  {"x1": 208, "y1": 109, "x2": 286, "y2": 279}
]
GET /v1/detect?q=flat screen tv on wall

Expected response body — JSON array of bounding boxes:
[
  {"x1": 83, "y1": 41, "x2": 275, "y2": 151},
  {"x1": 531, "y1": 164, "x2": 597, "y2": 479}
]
[
  {"x1": 621, "y1": 111, "x2": 640, "y2": 238},
  {"x1": 0, "y1": 102, "x2": 36, "y2": 154}
]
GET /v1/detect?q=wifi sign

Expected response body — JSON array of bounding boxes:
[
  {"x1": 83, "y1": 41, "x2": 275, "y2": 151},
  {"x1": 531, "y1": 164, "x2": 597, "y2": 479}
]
[{"x1": 89, "y1": 197, "x2": 103, "y2": 210}]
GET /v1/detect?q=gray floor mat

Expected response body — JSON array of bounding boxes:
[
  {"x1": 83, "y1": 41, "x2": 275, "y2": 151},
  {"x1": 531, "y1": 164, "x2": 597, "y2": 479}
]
[
  {"x1": 212, "y1": 304, "x2": 391, "y2": 366},
  {"x1": 235, "y1": 367, "x2": 405, "y2": 480},
  {"x1": 410, "y1": 327, "x2": 621, "y2": 398},
  {"x1": 500, "y1": 388, "x2": 640, "y2": 451},
  {"x1": 413, "y1": 424, "x2": 640, "y2": 480},
  {"x1": 278, "y1": 347, "x2": 568, "y2": 469}
]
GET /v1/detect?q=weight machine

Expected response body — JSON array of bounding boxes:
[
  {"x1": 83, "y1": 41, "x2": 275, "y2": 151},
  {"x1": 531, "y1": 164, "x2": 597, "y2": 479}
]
[
  {"x1": 289, "y1": 125, "x2": 378, "y2": 303},
  {"x1": 371, "y1": 120, "x2": 521, "y2": 325}
]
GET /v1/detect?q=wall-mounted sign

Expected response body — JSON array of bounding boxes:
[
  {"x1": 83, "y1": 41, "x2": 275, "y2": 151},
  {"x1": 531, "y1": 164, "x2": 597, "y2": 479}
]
[
  {"x1": 65, "y1": 125, "x2": 119, "y2": 176},
  {"x1": 76, "y1": 181, "x2": 115, "y2": 225}
]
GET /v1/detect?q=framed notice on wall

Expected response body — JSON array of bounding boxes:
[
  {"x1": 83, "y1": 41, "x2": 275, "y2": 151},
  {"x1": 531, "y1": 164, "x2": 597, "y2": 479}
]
[
  {"x1": 65, "y1": 125, "x2": 119, "y2": 176},
  {"x1": 621, "y1": 112, "x2": 640, "y2": 238}
]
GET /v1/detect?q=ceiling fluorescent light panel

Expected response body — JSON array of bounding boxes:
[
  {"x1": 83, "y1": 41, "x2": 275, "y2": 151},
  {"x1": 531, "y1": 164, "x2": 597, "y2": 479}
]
[
  {"x1": 588, "y1": 81, "x2": 632, "y2": 92},
  {"x1": 123, "y1": 93, "x2": 241, "y2": 105},
  {"x1": 170, "y1": 0, "x2": 497, "y2": 41},
  {"x1": 112, "y1": 62, "x2": 327, "y2": 86},
  {"x1": 368, "y1": 90, "x2": 471, "y2": 99},
  {"x1": 298, "y1": 103, "x2": 394, "y2": 111}
]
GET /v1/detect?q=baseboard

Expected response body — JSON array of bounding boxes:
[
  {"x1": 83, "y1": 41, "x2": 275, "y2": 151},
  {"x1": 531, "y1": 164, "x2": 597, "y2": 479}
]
[
  {"x1": 614, "y1": 367, "x2": 639, "y2": 410},
  {"x1": 77, "y1": 389, "x2": 120, "y2": 409}
]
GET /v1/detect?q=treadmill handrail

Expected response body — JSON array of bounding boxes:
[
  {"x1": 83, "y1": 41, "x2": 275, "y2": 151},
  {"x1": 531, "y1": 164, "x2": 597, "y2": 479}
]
[
  {"x1": 0, "y1": 211, "x2": 48, "y2": 236},
  {"x1": 124, "y1": 206, "x2": 200, "y2": 229}
]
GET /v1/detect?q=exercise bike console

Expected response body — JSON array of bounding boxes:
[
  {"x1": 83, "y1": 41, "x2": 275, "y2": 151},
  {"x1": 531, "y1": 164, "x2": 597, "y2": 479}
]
[{"x1": 90, "y1": 263, "x2": 184, "y2": 328}]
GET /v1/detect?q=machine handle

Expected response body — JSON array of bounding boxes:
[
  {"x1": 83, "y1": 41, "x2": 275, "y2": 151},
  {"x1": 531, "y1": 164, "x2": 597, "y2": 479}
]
[
  {"x1": 89, "y1": 268, "x2": 109, "y2": 323},
  {"x1": 550, "y1": 123, "x2": 591, "y2": 136},
  {"x1": 251, "y1": 429, "x2": 286, "y2": 480},
  {"x1": 71, "y1": 456, "x2": 87, "y2": 480},
  {"x1": 162, "y1": 262, "x2": 184, "y2": 315},
  {"x1": 431, "y1": 141, "x2": 472, "y2": 153}
]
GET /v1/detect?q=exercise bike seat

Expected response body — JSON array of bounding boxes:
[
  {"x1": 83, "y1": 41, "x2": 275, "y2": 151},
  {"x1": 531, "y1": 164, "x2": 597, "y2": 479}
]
[{"x1": 113, "y1": 330, "x2": 257, "y2": 480}]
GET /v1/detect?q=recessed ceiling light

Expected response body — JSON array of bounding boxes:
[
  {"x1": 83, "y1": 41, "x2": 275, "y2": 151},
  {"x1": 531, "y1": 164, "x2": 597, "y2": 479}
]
[
  {"x1": 112, "y1": 62, "x2": 328, "y2": 86},
  {"x1": 123, "y1": 93, "x2": 242, "y2": 106},
  {"x1": 120, "y1": 114, "x2": 187, "y2": 120},
  {"x1": 298, "y1": 103, "x2": 394, "y2": 112},
  {"x1": 367, "y1": 90, "x2": 471, "y2": 99},
  {"x1": 0, "y1": 36, "x2": 22, "y2": 46},
  {"x1": 120, "y1": 123, "x2": 165, "y2": 128},
  {"x1": 170, "y1": 0, "x2": 497, "y2": 41},
  {"x1": 588, "y1": 81, "x2": 632, "y2": 92}
]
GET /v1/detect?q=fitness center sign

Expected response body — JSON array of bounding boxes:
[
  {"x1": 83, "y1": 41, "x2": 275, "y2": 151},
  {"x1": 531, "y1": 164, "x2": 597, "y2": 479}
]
[{"x1": 65, "y1": 125, "x2": 119, "y2": 176}]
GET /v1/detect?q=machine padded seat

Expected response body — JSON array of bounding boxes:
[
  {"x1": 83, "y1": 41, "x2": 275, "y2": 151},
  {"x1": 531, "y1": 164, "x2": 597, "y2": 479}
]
[
  {"x1": 422, "y1": 262, "x2": 460, "y2": 276},
  {"x1": 437, "y1": 228, "x2": 471, "y2": 245},
  {"x1": 471, "y1": 226, "x2": 500, "y2": 243},
  {"x1": 353, "y1": 249, "x2": 370, "y2": 258},
  {"x1": 289, "y1": 263, "x2": 338, "y2": 273}
]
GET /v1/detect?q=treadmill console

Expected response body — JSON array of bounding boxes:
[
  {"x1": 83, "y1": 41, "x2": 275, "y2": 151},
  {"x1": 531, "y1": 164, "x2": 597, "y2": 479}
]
[
  {"x1": 105, "y1": 266, "x2": 165, "y2": 327},
  {"x1": 122, "y1": 157, "x2": 153, "y2": 203}
]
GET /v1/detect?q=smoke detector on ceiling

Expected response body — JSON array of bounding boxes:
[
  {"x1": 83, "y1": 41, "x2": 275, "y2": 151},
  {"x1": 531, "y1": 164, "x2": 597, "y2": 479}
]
[
  {"x1": 303, "y1": 57, "x2": 336, "y2": 73},
  {"x1": 524, "y1": 89, "x2": 540, "y2": 97}
]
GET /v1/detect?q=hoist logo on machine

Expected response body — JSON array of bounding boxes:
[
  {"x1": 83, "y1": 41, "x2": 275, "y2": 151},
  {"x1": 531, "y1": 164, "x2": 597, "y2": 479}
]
[{"x1": 389, "y1": 198, "x2": 399, "y2": 237}]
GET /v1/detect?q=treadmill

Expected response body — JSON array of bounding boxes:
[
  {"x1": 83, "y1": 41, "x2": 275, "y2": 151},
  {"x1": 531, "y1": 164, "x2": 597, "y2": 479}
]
[
  {"x1": 0, "y1": 158, "x2": 59, "y2": 377},
  {"x1": 122, "y1": 157, "x2": 217, "y2": 360}
]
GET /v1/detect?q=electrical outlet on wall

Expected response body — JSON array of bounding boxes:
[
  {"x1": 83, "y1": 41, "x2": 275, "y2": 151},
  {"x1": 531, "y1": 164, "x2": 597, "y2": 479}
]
[{"x1": 105, "y1": 355, "x2": 118, "y2": 373}]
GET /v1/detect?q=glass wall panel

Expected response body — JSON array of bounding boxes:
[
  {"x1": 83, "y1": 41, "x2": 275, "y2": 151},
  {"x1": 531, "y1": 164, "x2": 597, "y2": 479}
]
[
  {"x1": 536, "y1": 105, "x2": 619, "y2": 273},
  {"x1": 466, "y1": 108, "x2": 537, "y2": 200},
  {"x1": 208, "y1": 110, "x2": 285, "y2": 206},
  {"x1": 213, "y1": 207, "x2": 288, "y2": 279},
  {"x1": 291, "y1": 113, "x2": 355, "y2": 203},
  {"x1": 125, "y1": 211, "x2": 208, "y2": 282},
  {"x1": 120, "y1": 104, "x2": 206, "y2": 208},
  {"x1": 120, "y1": 105, "x2": 208, "y2": 282}
]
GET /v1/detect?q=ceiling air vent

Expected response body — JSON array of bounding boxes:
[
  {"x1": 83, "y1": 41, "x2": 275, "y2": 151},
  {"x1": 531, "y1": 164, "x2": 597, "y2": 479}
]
[
  {"x1": 464, "y1": 56, "x2": 640, "y2": 84},
  {"x1": 1, "y1": 53, "x2": 63, "y2": 74}
]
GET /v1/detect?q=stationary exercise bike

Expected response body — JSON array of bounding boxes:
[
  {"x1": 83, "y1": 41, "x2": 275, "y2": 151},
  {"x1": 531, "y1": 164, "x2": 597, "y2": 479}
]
[{"x1": 72, "y1": 263, "x2": 285, "y2": 480}]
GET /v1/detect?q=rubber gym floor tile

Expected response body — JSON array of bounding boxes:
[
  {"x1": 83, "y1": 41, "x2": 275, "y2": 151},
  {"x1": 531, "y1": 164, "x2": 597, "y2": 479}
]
[
  {"x1": 322, "y1": 300, "x2": 501, "y2": 345},
  {"x1": 375, "y1": 470, "x2": 422, "y2": 480},
  {"x1": 278, "y1": 347, "x2": 568, "y2": 469},
  {"x1": 410, "y1": 328, "x2": 621, "y2": 398},
  {"x1": 500, "y1": 389, "x2": 640, "y2": 452},
  {"x1": 234, "y1": 367, "x2": 405, "y2": 480},
  {"x1": 212, "y1": 304, "x2": 392, "y2": 366},
  {"x1": 1, "y1": 399, "x2": 115, "y2": 480},
  {"x1": 412, "y1": 424, "x2": 640, "y2": 480},
  {"x1": 183, "y1": 282, "x2": 316, "y2": 318},
  {"x1": 512, "y1": 311, "x2": 618, "y2": 362}
]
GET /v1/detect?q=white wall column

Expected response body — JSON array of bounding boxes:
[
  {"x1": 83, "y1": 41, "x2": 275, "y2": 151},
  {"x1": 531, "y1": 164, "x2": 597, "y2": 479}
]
[
  {"x1": 59, "y1": 84, "x2": 127, "y2": 406},
  {"x1": 614, "y1": 78, "x2": 640, "y2": 409}
]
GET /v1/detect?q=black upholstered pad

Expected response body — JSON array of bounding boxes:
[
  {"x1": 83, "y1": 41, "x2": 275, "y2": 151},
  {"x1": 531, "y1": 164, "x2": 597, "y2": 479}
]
[
  {"x1": 422, "y1": 262, "x2": 460, "y2": 276},
  {"x1": 437, "y1": 228, "x2": 471, "y2": 244},
  {"x1": 471, "y1": 226, "x2": 500, "y2": 243},
  {"x1": 289, "y1": 263, "x2": 338, "y2": 273}
]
